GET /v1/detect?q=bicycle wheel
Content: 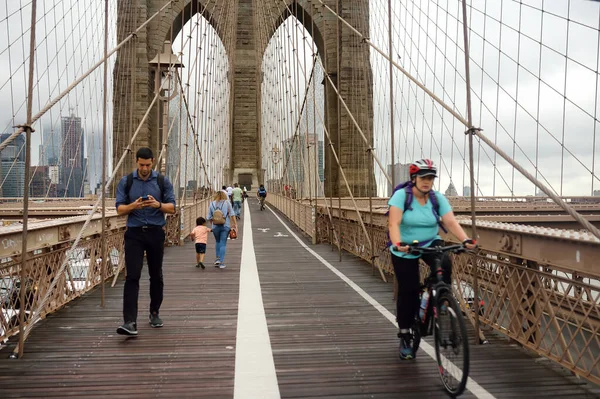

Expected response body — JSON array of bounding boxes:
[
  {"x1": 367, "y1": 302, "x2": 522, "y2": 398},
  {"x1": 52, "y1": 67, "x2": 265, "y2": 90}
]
[{"x1": 434, "y1": 290, "x2": 470, "y2": 396}]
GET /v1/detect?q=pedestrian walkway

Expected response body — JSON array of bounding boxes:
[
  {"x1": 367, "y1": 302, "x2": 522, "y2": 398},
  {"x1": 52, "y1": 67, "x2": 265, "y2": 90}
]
[{"x1": 0, "y1": 201, "x2": 598, "y2": 398}]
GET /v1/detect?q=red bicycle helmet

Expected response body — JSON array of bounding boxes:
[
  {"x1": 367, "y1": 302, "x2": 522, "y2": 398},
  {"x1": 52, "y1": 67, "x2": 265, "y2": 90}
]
[{"x1": 409, "y1": 158, "x2": 437, "y2": 177}]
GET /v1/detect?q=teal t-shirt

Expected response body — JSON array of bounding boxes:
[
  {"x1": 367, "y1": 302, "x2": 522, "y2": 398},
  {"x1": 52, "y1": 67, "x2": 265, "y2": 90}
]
[{"x1": 388, "y1": 189, "x2": 452, "y2": 258}]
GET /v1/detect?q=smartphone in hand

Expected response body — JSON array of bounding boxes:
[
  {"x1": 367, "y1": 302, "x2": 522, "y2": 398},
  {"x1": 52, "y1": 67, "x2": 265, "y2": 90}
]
[{"x1": 141, "y1": 195, "x2": 149, "y2": 201}]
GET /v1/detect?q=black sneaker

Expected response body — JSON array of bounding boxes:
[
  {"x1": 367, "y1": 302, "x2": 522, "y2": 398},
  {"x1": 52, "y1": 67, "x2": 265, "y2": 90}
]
[
  {"x1": 195, "y1": 262, "x2": 201, "y2": 268},
  {"x1": 117, "y1": 321, "x2": 138, "y2": 336},
  {"x1": 199, "y1": 262, "x2": 205, "y2": 269},
  {"x1": 399, "y1": 333, "x2": 414, "y2": 360},
  {"x1": 149, "y1": 313, "x2": 163, "y2": 328}
]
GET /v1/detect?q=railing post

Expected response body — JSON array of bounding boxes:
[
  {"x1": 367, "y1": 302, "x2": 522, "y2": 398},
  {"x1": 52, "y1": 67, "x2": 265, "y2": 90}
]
[
  {"x1": 311, "y1": 204, "x2": 317, "y2": 245},
  {"x1": 179, "y1": 207, "x2": 185, "y2": 246}
]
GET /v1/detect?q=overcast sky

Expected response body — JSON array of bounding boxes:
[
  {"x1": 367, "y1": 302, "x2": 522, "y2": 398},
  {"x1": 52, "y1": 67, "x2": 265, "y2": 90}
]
[
  {"x1": 0, "y1": 1, "x2": 118, "y2": 191},
  {"x1": 368, "y1": 0, "x2": 600, "y2": 196},
  {"x1": 1, "y1": 1, "x2": 599, "y2": 197}
]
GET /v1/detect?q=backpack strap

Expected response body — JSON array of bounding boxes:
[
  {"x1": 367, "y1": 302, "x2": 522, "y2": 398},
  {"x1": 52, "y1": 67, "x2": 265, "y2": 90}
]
[
  {"x1": 157, "y1": 174, "x2": 165, "y2": 202},
  {"x1": 216, "y1": 200, "x2": 226, "y2": 215},
  {"x1": 125, "y1": 172, "x2": 166, "y2": 203},
  {"x1": 428, "y1": 191, "x2": 448, "y2": 233},
  {"x1": 125, "y1": 173, "x2": 134, "y2": 202},
  {"x1": 403, "y1": 184, "x2": 414, "y2": 211}
]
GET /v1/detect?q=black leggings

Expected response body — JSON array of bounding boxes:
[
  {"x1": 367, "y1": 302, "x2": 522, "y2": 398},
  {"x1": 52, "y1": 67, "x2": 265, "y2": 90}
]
[{"x1": 391, "y1": 239, "x2": 452, "y2": 330}]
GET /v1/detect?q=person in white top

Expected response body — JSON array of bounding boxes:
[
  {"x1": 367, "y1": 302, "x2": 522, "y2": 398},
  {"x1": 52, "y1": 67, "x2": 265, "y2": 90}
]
[{"x1": 226, "y1": 185, "x2": 233, "y2": 206}]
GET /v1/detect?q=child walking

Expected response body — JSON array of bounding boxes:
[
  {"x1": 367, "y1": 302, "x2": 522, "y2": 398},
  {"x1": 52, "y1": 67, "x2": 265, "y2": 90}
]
[{"x1": 190, "y1": 217, "x2": 211, "y2": 269}]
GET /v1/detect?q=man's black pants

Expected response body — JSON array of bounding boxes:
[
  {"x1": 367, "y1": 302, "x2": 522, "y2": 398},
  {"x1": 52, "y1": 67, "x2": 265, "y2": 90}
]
[{"x1": 123, "y1": 226, "x2": 165, "y2": 323}]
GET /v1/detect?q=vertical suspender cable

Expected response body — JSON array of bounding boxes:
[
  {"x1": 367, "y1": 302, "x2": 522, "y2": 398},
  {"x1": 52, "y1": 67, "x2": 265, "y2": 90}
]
[
  {"x1": 460, "y1": 0, "x2": 480, "y2": 344},
  {"x1": 17, "y1": 0, "x2": 38, "y2": 359},
  {"x1": 388, "y1": 0, "x2": 395, "y2": 189},
  {"x1": 336, "y1": 0, "x2": 342, "y2": 262},
  {"x1": 100, "y1": 0, "x2": 109, "y2": 308}
]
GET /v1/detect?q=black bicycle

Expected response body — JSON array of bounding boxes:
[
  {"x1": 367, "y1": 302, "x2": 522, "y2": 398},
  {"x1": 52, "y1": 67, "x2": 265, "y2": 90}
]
[{"x1": 394, "y1": 242, "x2": 471, "y2": 397}]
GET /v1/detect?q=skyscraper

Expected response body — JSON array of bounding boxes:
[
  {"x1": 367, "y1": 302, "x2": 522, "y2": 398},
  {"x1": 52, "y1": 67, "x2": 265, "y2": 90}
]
[
  {"x1": 387, "y1": 163, "x2": 411, "y2": 196},
  {"x1": 0, "y1": 133, "x2": 26, "y2": 197},
  {"x1": 60, "y1": 114, "x2": 85, "y2": 197},
  {"x1": 40, "y1": 124, "x2": 62, "y2": 166},
  {"x1": 30, "y1": 166, "x2": 50, "y2": 197}
]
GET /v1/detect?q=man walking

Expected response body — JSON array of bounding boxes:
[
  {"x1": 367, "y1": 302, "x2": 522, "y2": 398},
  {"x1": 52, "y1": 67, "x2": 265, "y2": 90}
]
[
  {"x1": 115, "y1": 147, "x2": 176, "y2": 336},
  {"x1": 231, "y1": 183, "x2": 243, "y2": 219}
]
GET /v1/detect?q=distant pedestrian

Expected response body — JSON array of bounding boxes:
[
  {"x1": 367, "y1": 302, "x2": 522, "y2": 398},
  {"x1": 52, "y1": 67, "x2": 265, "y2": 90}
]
[
  {"x1": 257, "y1": 184, "x2": 267, "y2": 211},
  {"x1": 115, "y1": 147, "x2": 176, "y2": 336},
  {"x1": 231, "y1": 183, "x2": 243, "y2": 219},
  {"x1": 190, "y1": 217, "x2": 211, "y2": 269},
  {"x1": 207, "y1": 190, "x2": 238, "y2": 268}
]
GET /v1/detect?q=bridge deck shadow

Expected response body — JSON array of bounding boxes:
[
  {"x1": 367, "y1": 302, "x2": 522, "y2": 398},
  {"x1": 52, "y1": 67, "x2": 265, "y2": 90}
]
[{"x1": 0, "y1": 201, "x2": 598, "y2": 398}]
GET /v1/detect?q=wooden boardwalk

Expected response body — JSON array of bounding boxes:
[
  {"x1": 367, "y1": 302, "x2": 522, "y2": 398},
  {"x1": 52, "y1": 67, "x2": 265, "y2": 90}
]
[{"x1": 0, "y1": 200, "x2": 599, "y2": 398}]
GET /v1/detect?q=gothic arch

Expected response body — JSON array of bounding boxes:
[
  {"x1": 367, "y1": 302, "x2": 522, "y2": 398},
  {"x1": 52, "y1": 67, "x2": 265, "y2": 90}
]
[
  {"x1": 259, "y1": 1, "x2": 327, "y2": 69},
  {"x1": 114, "y1": 1, "x2": 374, "y2": 196}
]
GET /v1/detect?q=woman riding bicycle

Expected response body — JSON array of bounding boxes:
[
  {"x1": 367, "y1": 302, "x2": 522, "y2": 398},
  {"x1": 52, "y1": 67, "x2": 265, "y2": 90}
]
[{"x1": 388, "y1": 158, "x2": 476, "y2": 360}]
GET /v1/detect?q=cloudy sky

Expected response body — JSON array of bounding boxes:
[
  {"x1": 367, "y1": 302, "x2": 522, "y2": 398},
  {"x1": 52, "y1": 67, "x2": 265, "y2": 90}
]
[
  {"x1": 368, "y1": 0, "x2": 600, "y2": 196},
  {"x1": 0, "y1": 1, "x2": 118, "y2": 191},
  {"x1": 1, "y1": 1, "x2": 599, "y2": 197}
]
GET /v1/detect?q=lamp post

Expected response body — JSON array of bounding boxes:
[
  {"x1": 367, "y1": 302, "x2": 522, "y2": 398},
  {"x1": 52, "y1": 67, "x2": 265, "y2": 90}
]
[
  {"x1": 270, "y1": 145, "x2": 281, "y2": 192},
  {"x1": 148, "y1": 40, "x2": 184, "y2": 161},
  {"x1": 271, "y1": 145, "x2": 281, "y2": 164}
]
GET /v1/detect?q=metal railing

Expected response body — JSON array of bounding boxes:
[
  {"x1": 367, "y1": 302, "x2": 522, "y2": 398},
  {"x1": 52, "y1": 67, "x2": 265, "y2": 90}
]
[
  {"x1": 0, "y1": 198, "x2": 210, "y2": 349},
  {"x1": 268, "y1": 194, "x2": 600, "y2": 385}
]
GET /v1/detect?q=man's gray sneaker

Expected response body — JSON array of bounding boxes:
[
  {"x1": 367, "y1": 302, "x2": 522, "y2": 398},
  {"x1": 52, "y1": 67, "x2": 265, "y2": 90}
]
[
  {"x1": 117, "y1": 321, "x2": 138, "y2": 336},
  {"x1": 149, "y1": 313, "x2": 163, "y2": 328}
]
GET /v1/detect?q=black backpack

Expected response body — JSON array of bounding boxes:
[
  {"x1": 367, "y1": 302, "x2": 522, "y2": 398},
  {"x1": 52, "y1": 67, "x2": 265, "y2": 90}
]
[{"x1": 125, "y1": 172, "x2": 166, "y2": 203}]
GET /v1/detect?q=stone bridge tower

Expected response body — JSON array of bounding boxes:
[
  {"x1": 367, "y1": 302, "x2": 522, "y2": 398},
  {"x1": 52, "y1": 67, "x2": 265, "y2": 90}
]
[{"x1": 114, "y1": 0, "x2": 374, "y2": 196}]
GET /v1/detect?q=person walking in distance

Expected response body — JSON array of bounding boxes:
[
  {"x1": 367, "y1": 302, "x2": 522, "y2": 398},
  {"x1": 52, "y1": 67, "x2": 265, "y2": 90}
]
[
  {"x1": 207, "y1": 190, "x2": 238, "y2": 268},
  {"x1": 190, "y1": 217, "x2": 211, "y2": 269},
  {"x1": 257, "y1": 184, "x2": 267, "y2": 210},
  {"x1": 115, "y1": 147, "x2": 176, "y2": 336},
  {"x1": 231, "y1": 183, "x2": 243, "y2": 219}
]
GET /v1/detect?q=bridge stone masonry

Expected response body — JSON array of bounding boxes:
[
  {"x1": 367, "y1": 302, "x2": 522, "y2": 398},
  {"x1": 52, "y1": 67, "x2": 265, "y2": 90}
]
[{"x1": 114, "y1": 0, "x2": 375, "y2": 195}]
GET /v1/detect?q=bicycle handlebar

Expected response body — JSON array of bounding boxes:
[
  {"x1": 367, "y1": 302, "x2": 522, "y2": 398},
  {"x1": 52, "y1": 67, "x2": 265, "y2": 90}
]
[
  {"x1": 391, "y1": 242, "x2": 475, "y2": 283},
  {"x1": 391, "y1": 242, "x2": 472, "y2": 256}
]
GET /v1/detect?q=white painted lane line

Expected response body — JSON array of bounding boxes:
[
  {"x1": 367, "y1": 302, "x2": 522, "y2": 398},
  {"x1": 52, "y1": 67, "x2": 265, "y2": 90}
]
[
  {"x1": 267, "y1": 206, "x2": 496, "y2": 399},
  {"x1": 234, "y1": 201, "x2": 281, "y2": 399}
]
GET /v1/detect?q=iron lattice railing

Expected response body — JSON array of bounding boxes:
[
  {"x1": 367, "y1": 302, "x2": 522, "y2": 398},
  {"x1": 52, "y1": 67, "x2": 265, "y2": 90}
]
[
  {"x1": 0, "y1": 228, "x2": 125, "y2": 342},
  {"x1": 267, "y1": 194, "x2": 600, "y2": 385},
  {"x1": 0, "y1": 198, "x2": 211, "y2": 347}
]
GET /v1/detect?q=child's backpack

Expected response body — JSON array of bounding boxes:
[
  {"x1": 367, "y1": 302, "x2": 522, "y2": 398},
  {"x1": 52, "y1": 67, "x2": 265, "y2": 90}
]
[
  {"x1": 212, "y1": 201, "x2": 227, "y2": 225},
  {"x1": 385, "y1": 181, "x2": 447, "y2": 247},
  {"x1": 258, "y1": 187, "x2": 267, "y2": 198}
]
